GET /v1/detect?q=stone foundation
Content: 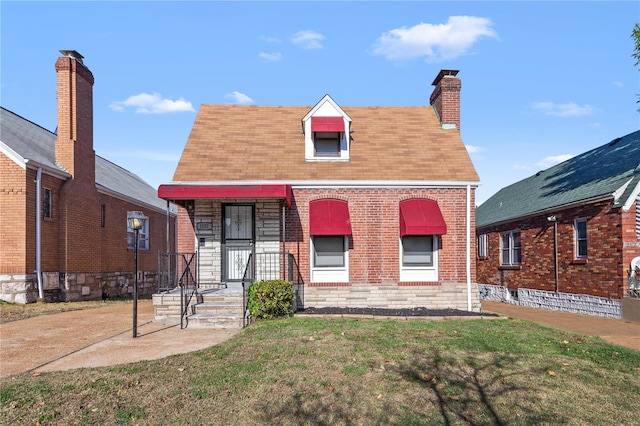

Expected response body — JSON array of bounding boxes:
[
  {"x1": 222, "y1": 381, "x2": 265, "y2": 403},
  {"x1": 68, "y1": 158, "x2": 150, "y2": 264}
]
[
  {"x1": 479, "y1": 284, "x2": 621, "y2": 318},
  {"x1": 0, "y1": 270, "x2": 161, "y2": 304},
  {"x1": 302, "y1": 282, "x2": 480, "y2": 312}
]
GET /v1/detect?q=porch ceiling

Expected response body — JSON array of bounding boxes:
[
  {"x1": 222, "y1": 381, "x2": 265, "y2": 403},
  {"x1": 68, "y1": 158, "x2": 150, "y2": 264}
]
[{"x1": 158, "y1": 184, "x2": 292, "y2": 207}]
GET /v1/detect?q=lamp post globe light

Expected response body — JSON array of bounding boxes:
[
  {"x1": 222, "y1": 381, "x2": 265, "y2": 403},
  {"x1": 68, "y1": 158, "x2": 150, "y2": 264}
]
[{"x1": 127, "y1": 211, "x2": 147, "y2": 338}]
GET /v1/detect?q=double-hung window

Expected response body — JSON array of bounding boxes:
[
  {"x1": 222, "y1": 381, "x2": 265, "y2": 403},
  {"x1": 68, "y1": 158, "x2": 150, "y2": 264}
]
[
  {"x1": 500, "y1": 231, "x2": 521, "y2": 266},
  {"x1": 575, "y1": 219, "x2": 587, "y2": 259},
  {"x1": 313, "y1": 236, "x2": 346, "y2": 268},
  {"x1": 309, "y1": 199, "x2": 352, "y2": 283},
  {"x1": 127, "y1": 216, "x2": 149, "y2": 250},
  {"x1": 402, "y1": 235, "x2": 434, "y2": 267}
]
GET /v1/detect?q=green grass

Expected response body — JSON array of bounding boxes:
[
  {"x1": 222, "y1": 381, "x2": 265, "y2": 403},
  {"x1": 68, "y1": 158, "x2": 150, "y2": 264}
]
[{"x1": 2, "y1": 317, "x2": 639, "y2": 425}]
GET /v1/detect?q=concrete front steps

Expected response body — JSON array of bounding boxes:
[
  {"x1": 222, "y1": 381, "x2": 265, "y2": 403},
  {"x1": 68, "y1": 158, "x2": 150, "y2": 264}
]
[{"x1": 153, "y1": 287, "x2": 245, "y2": 329}]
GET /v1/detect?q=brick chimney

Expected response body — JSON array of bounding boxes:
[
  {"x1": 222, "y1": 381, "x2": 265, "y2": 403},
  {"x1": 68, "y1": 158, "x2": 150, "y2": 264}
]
[
  {"x1": 430, "y1": 69, "x2": 461, "y2": 130},
  {"x1": 54, "y1": 50, "x2": 101, "y2": 276},
  {"x1": 55, "y1": 50, "x2": 95, "y2": 182}
]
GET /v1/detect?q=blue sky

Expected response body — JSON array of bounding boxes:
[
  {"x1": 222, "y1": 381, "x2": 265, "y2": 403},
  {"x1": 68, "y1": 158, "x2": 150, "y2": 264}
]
[{"x1": 2, "y1": 1, "x2": 638, "y2": 205}]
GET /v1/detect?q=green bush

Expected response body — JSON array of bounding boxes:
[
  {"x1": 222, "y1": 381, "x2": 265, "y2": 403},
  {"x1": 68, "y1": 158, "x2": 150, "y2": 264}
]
[{"x1": 247, "y1": 279, "x2": 294, "y2": 320}]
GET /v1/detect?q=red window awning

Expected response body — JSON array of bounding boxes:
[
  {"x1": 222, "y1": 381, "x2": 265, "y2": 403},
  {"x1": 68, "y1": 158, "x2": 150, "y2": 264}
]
[
  {"x1": 399, "y1": 199, "x2": 447, "y2": 236},
  {"x1": 157, "y1": 184, "x2": 292, "y2": 207},
  {"x1": 311, "y1": 116, "x2": 345, "y2": 132},
  {"x1": 309, "y1": 199, "x2": 352, "y2": 235}
]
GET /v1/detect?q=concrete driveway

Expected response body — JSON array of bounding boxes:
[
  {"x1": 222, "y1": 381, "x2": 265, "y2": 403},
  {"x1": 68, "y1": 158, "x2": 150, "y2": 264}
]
[{"x1": 0, "y1": 300, "x2": 240, "y2": 378}]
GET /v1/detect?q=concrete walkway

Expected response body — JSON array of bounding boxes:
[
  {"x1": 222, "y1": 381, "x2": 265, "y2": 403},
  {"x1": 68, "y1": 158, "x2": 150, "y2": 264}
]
[
  {"x1": 0, "y1": 300, "x2": 240, "y2": 378},
  {"x1": 2, "y1": 300, "x2": 638, "y2": 379},
  {"x1": 482, "y1": 301, "x2": 640, "y2": 351}
]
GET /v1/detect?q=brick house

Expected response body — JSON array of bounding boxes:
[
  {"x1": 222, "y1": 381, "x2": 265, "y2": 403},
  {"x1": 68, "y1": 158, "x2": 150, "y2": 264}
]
[
  {"x1": 158, "y1": 69, "x2": 481, "y2": 313},
  {"x1": 476, "y1": 130, "x2": 640, "y2": 317},
  {"x1": 0, "y1": 50, "x2": 176, "y2": 304}
]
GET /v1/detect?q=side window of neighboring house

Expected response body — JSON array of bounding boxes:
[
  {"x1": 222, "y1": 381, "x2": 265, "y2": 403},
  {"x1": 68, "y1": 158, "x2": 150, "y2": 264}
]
[
  {"x1": 478, "y1": 233, "x2": 488, "y2": 258},
  {"x1": 500, "y1": 231, "x2": 521, "y2": 266},
  {"x1": 42, "y1": 188, "x2": 52, "y2": 218},
  {"x1": 127, "y1": 216, "x2": 149, "y2": 250},
  {"x1": 575, "y1": 219, "x2": 587, "y2": 259}
]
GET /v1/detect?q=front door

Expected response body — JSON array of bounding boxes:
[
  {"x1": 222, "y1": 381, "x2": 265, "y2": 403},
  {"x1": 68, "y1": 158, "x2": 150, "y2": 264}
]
[{"x1": 222, "y1": 204, "x2": 255, "y2": 288}]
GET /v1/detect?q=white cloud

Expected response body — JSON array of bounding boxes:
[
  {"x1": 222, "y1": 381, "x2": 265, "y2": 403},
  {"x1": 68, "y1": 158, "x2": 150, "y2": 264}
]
[
  {"x1": 109, "y1": 93, "x2": 194, "y2": 114},
  {"x1": 225, "y1": 91, "x2": 254, "y2": 104},
  {"x1": 260, "y1": 36, "x2": 281, "y2": 43},
  {"x1": 612, "y1": 81, "x2": 624, "y2": 88},
  {"x1": 258, "y1": 52, "x2": 282, "y2": 61},
  {"x1": 531, "y1": 102, "x2": 596, "y2": 117},
  {"x1": 465, "y1": 144, "x2": 485, "y2": 153},
  {"x1": 291, "y1": 30, "x2": 325, "y2": 49},
  {"x1": 536, "y1": 154, "x2": 574, "y2": 168},
  {"x1": 372, "y1": 16, "x2": 498, "y2": 62}
]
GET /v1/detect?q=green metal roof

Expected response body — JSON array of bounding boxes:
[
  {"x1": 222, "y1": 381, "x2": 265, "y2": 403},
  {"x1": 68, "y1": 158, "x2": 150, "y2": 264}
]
[{"x1": 476, "y1": 129, "x2": 640, "y2": 228}]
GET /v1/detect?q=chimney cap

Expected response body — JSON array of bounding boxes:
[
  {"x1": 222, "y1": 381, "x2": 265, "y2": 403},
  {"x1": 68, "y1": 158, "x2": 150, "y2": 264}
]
[
  {"x1": 431, "y1": 69, "x2": 459, "y2": 86},
  {"x1": 59, "y1": 50, "x2": 84, "y2": 64}
]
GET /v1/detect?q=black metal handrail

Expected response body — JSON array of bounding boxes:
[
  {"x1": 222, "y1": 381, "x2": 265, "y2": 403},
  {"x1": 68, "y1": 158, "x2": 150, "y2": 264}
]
[{"x1": 177, "y1": 252, "x2": 198, "y2": 329}]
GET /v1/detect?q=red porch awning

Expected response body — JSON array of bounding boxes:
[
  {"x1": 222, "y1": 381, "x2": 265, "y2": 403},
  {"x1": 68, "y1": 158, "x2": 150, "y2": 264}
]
[
  {"x1": 311, "y1": 116, "x2": 345, "y2": 132},
  {"x1": 158, "y1": 184, "x2": 292, "y2": 207},
  {"x1": 399, "y1": 199, "x2": 447, "y2": 236},
  {"x1": 309, "y1": 199, "x2": 352, "y2": 235}
]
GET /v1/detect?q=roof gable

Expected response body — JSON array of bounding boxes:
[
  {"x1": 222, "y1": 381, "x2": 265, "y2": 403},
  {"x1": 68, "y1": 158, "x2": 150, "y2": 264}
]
[
  {"x1": 476, "y1": 130, "x2": 640, "y2": 228},
  {"x1": 172, "y1": 103, "x2": 479, "y2": 183}
]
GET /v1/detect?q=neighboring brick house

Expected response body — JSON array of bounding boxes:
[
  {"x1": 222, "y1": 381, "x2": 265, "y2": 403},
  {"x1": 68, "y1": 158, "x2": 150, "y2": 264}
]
[
  {"x1": 0, "y1": 50, "x2": 176, "y2": 304},
  {"x1": 476, "y1": 130, "x2": 640, "y2": 317},
  {"x1": 158, "y1": 69, "x2": 481, "y2": 312}
]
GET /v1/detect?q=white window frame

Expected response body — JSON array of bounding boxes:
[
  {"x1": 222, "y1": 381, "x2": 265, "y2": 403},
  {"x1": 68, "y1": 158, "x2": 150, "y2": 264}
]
[
  {"x1": 310, "y1": 235, "x2": 349, "y2": 283},
  {"x1": 127, "y1": 215, "x2": 149, "y2": 251},
  {"x1": 478, "y1": 233, "x2": 488, "y2": 258},
  {"x1": 399, "y1": 235, "x2": 438, "y2": 282},
  {"x1": 574, "y1": 218, "x2": 588, "y2": 259},
  {"x1": 500, "y1": 231, "x2": 521, "y2": 266},
  {"x1": 42, "y1": 188, "x2": 52, "y2": 219}
]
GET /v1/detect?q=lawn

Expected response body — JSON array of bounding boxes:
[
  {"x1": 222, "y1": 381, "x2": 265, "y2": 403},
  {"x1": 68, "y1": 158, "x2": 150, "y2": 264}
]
[{"x1": 1, "y1": 316, "x2": 639, "y2": 425}]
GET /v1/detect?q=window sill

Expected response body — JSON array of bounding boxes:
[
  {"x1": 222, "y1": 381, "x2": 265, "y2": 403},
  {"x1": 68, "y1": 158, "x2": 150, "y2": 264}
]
[
  {"x1": 498, "y1": 265, "x2": 521, "y2": 270},
  {"x1": 477, "y1": 256, "x2": 488, "y2": 261},
  {"x1": 572, "y1": 259, "x2": 588, "y2": 265}
]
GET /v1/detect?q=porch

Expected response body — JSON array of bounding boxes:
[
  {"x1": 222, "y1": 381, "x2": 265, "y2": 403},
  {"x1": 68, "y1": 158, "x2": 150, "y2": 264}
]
[{"x1": 153, "y1": 251, "x2": 303, "y2": 329}]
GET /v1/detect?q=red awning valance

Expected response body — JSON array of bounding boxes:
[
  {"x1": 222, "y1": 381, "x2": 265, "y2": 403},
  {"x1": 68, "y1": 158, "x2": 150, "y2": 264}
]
[
  {"x1": 399, "y1": 199, "x2": 447, "y2": 236},
  {"x1": 311, "y1": 116, "x2": 345, "y2": 132},
  {"x1": 309, "y1": 199, "x2": 352, "y2": 235},
  {"x1": 158, "y1": 184, "x2": 292, "y2": 207}
]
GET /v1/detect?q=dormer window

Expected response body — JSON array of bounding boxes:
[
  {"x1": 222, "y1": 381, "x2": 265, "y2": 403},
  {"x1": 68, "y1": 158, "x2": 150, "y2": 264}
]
[
  {"x1": 314, "y1": 132, "x2": 341, "y2": 157},
  {"x1": 303, "y1": 95, "x2": 351, "y2": 162}
]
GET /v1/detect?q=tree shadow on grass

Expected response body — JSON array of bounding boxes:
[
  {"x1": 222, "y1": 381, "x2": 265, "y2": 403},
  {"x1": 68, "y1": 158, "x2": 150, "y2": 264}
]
[{"x1": 257, "y1": 349, "x2": 566, "y2": 425}]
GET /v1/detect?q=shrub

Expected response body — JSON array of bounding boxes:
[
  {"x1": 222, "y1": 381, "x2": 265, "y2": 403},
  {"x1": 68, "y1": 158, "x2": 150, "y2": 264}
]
[{"x1": 247, "y1": 279, "x2": 294, "y2": 320}]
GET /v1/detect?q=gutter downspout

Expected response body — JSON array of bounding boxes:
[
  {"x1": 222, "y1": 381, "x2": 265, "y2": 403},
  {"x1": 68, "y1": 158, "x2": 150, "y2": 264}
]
[
  {"x1": 553, "y1": 219, "x2": 559, "y2": 293},
  {"x1": 35, "y1": 167, "x2": 44, "y2": 299},
  {"x1": 466, "y1": 184, "x2": 472, "y2": 311},
  {"x1": 282, "y1": 202, "x2": 286, "y2": 280}
]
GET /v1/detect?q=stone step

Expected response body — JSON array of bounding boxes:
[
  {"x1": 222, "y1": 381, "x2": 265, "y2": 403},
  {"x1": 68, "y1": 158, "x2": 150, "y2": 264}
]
[
  {"x1": 193, "y1": 302, "x2": 243, "y2": 316},
  {"x1": 186, "y1": 313, "x2": 244, "y2": 329}
]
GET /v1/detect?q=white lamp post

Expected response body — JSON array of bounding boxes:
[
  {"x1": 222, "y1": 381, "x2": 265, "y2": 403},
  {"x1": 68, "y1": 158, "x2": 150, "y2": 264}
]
[{"x1": 127, "y1": 211, "x2": 147, "y2": 338}]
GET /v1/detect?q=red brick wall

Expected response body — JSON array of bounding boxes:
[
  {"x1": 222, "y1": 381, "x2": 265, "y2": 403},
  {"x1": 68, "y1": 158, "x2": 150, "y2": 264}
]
[
  {"x1": 0, "y1": 156, "x2": 28, "y2": 273},
  {"x1": 39, "y1": 173, "x2": 65, "y2": 273},
  {"x1": 477, "y1": 200, "x2": 627, "y2": 299},
  {"x1": 430, "y1": 75, "x2": 461, "y2": 130},
  {"x1": 177, "y1": 205, "x2": 196, "y2": 253},
  {"x1": 98, "y1": 193, "x2": 175, "y2": 272},
  {"x1": 285, "y1": 187, "x2": 475, "y2": 285}
]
